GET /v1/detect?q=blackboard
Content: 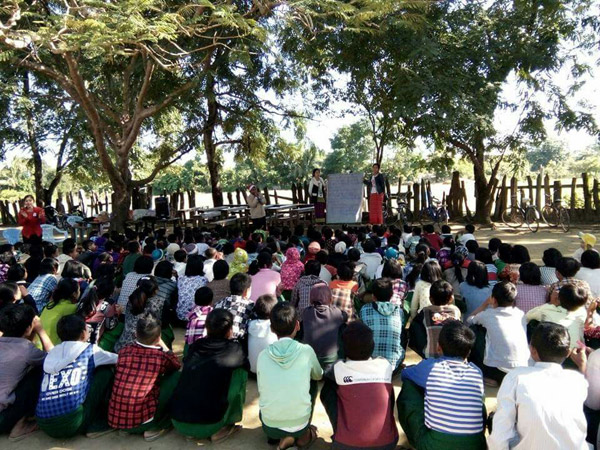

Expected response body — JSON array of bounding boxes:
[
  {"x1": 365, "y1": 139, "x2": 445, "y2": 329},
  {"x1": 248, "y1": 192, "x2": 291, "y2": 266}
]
[{"x1": 326, "y1": 173, "x2": 364, "y2": 224}]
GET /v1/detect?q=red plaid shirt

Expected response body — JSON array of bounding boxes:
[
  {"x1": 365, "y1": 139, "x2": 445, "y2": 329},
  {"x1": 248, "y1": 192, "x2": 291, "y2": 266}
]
[{"x1": 108, "y1": 342, "x2": 181, "y2": 429}]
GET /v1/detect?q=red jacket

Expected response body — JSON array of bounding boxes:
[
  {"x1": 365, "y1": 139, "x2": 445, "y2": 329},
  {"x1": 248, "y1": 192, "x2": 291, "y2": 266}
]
[{"x1": 17, "y1": 207, "x2": 45, "y2": 238}]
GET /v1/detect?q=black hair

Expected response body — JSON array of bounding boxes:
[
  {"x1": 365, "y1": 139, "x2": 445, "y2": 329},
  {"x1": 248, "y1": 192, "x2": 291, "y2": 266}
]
[
  {"x1": 49, "y1": 278, "x2": 79, "y2": 308},
  {"x1": 531, "y1": 322, "x2": 571, "y2": 364},
  {"x1": 421, "y1": 260, "x2": 442, "y2": 284},
  {"x1": 127, "y1": 240, "x2": 141, "y2": 253},
  {"x1": 133, "y1": 255, "x2": 154, "y2": 274},
  {"x1": 430, "y1": 280, "x2": 454, "y2": 306},
  {"x1": 343, "y1": 321, "x2": 374, "y2": 361},
  {"x1": 254, "y1": 294, "x2": 278, "y2": 320},
  {"x1": 194, "y1": 286, "x2": 213, "y2": 306},
  {"x1": 371, "y1": 278, "x2": 393, "y2": 303},
  {"x1": 511, "y1": 245, "x2": 531, "y2": 264},
  {"x1": 465, "y1": 240, "x2": 479, "y2": 253},
  {"x1": 581, "y1": 250, "x2": 600, "y2": 270},
  {"x1": 412, "y1": 226, "x2": 422, "y2": 236},
  {"x1": 245, "y1": 240, "x2": 258, "y2": 254},
  {"x1": 6, "y1": 264, "x2": 26, "y2": 283},
  {"x1": 174, "y1": 249, "x2": 187, "y2": 263},
  {"x1": 61, "y1": 260, "x2": 88, "y2": 279},
  {"x1": 337, "y1": 262, "x2": 355, "y2": 281},
  {"x1": 466, "y1": 261, "x2": 489, "y2": 288},
  {"x1": 372, "y1": 163, "x2": 380, "y2": 169},
  {"x1": 441, "y1": 224, "x2": 451, "y2": 234},
  {"x1": 205, "y1": 309, "x2": 234, "y2": 339},
  {"x1": 381, "y1": 259, "x2": 403, "y2": 280},
  {"x1": 423, "y1": 224, "x2": 435, "y2": 234},
  {"x1": 143, "y1": 243, "x2": 156, "y2": 255},
  {"x1": 465, "y1": 224, "x2": 475, "y2": 234},
  {"x1": 249, "y1": 251, "x2": 273, "y2": 275},
  {"x1": 316, "y1": 250, "x2": 329, "y2": 265},
  {"x1": 135, "y1": 312, "x2": 162, "y2": 344},
  {"x1": 230, "y1": 272, "x2": 252, "y2": 296},
  {"x1": 519, "y1": 262, "x2": 541, "y2": 286},
  {"x1": 77, "y1": 277, "x2": 115, "y2": 318},
  {"x1": 488, "y1": 238, "x2": 502, "y2": 253},
  {"x1": 405, "y1": 263, "x2": 423, "y2": 289},
  {"x1": 62, "y1": 238, "x2": 77, "y2": 256},
  {"x1": 82, "y1": 239, "x2": 95, "y2": 251},
  {"x1": 130, "y1": 276, "x2": 159, "y2": 315},
  {"x1": 270, "y1": 302, "x2": 298, "y2": 337},
  {"x1": 0, "y1": 303, "x2": 35, "y2": 337},
  {"x1": 451, "y1": 251, "x2": 466, "y2": 284},
  {"x1": 185, "y1": 254, "x2": 205, "y2": 277},
  {"x1": 542, "y1": 248, "x2": 562, "y2": 268},
  {"x1": 39, "y1": 258, "x2": 59, "y2": 276},
  {"x1": 556, "y1": 257, "x2": 581, "y2": 278},
  {"x1": 438, "y1": 321, "x2": 475, "y2": 359},
  {"x1": 498, "y1": 243, "x2": 512, "y2": 263},
  {"x1": 347, "y1": 248, "x2": 361, "y2": 262},
  {"x1": 362, "y1": 239, "x2": 376, "y2": 254},
  {"x1": 213, "y1": 260, "x2": 229, "y2": 280},
  {"x1": 492, "y1": 281, "x2": 517, "y2": 307},
  {"x1": 304, "y1": 260, "x2": 321, "y2": 277},
  {"x1": 558, "y1": 284, "x2": 588, "y2": 312},
  {"x1": 414, "y1": 243, "x2": 430, "y2": 264},
  {"x1": 474, "y1": 248, "x2": 493, "y2": 265},
  {"x1": 57, "y1": 314, "x2": 86, "y2": 342},
  {"x1": 43, "y1": 244, "x2": 58, "y2": 258},
  {"x1": 154, "y1": 260, "x2": 174, "y2": 279},
  {"x1": 0, "y1": 282, "x2": 19, "y2": 309}
]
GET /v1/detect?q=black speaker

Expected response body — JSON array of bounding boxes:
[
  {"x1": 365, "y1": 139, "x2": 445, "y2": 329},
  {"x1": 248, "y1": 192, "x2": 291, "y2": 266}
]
[{"x1": 155, "y1": 197, "x2": 169, "y2": 219}]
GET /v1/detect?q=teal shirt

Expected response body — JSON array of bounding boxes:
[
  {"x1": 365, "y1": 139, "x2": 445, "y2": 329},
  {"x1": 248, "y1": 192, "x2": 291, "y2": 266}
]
[{"x1": 257, "y1": 338, "x2": 323, "y2": 429}]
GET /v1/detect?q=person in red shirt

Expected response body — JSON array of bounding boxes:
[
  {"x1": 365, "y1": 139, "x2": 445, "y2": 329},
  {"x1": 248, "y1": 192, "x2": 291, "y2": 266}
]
[
  {"x1": 422, "y1": 224, "x2": 444, "y2": 253},
  {"x1": 108, "y1": 312, "x2": 181, "y2": 442},
  {"x1": 17, "y1": 195, "x2": 45, "y2": 244}
]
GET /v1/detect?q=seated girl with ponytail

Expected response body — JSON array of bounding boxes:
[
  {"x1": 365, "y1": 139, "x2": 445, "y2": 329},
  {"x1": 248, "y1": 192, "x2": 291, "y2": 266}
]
[
  {"x1": 39, "y1": 278, "x2": 80, "y2": 345},
  {"x1": 77, "y1": 277, "x2": 119, "y2": 345},
  {"x1": 114, "y1": 276, "x2": 175, "y2": 352}
]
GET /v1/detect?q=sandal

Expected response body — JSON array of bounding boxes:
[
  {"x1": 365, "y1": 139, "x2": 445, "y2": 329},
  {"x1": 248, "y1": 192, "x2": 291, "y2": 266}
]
[
  {"x1": 297, "y1": 425, "x2": 318, "y2": 449},
  {"x1": 277, "y1": 436, "x2": 296, "y2": 450},
  {"x1": 211, "y1": 424, "x2": 242, "y2": 444}
]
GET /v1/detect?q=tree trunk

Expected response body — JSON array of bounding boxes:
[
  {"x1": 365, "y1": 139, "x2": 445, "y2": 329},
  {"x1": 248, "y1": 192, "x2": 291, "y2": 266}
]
[
  {"x1": 23, "y1": 71, "x2": 44, "y2": 206},
  {"x1": 204, "y1": 81, "x2": 223, "y2": 207},
  {"x1": 111, "y1": 184, "x2": 131, "y2": 232},
  {"x1": 472, "y1": 161, "x2": 493, "y2": 224}
]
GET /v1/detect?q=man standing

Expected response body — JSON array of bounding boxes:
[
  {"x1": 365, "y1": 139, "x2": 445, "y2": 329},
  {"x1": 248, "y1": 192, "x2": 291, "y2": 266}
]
[
  {"x1": 365, "y1": 164, "x2": 385, "y2": 225},
  {"x1": 247, "y1": 185, "x2": 266, "y2": 230}
]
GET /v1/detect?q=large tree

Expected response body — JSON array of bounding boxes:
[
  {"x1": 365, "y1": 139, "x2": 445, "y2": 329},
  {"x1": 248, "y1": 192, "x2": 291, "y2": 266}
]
[{"x1": 0, "y1": 0, "x2": 390, "y2": 229}]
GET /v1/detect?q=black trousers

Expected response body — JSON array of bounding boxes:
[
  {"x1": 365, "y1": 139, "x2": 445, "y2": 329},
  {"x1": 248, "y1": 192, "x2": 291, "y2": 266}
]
[
  {"x1": 0, "y1": 367, "x2": 43, "y2": 433},
  {"x1": 252, "y1": 217, "x2": 266, "y2": 230}
]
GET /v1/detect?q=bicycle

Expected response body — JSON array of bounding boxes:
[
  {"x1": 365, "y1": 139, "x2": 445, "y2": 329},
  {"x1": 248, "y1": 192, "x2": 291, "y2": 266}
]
[
  {"x1": 417, "y1": 196, "x2": 449, "y2": 230},
  {"x1": 540, "y1": 192, "x2": 570, "y2": 232},
  {"x1": 501, "y1": 198, "x2": 539, "y2": 232}
]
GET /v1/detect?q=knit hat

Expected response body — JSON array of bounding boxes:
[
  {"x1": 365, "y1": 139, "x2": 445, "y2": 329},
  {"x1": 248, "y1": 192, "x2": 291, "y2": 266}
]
[
  {"x1": 334, "y1": 242, "x2": 347, "y2": 254},
  {"x1": 579, "y1": 232, "x2": 597, "y2": 248},
  {"x1": 184, "y1": 243, "x2": 198, "y2": 255}
]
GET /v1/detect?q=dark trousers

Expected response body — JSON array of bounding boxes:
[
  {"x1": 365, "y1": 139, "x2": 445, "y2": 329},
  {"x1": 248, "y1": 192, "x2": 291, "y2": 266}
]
[
  {"x1": 0, "y1": 367, "x2": 43, "y2": 433},
  {"x1": 252, "y1": 217, "x2": 266, "y2": 230}
]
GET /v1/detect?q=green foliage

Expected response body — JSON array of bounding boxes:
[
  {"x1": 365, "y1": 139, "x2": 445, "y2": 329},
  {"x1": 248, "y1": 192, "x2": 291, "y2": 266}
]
[
  {"x1": 526, "y1": 141, "x2": 566, "y2": 172},
  {"x1": 322, "y1": 120, "x2": 373, "y2": 175}
]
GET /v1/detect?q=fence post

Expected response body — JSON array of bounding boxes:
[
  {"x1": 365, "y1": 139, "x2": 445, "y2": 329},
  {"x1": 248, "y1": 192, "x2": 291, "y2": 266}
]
[
  {"x1": 553, "y1": 180, "x2": 561, "y2": 204},
  {"x1": 510, "y1": 177, "x2": 518, "y2": 208},
  {"x1": 570, "y1": 176, "x2": 578, "y2": 217},
  {"x1": 593, "y1": 179, "x2": 600, "y2": 216},
  {"x1": 536, "y1": 172, "x2": 543, "y2": 210},
  {"x1": 263, "y1": 187, "x2": 270, "y2": 205},
  {"x1": 583, "y1": 172, "x2": 593, "y2": 216},
  {"x1": 291, "y1": 183, "x2": 298, "y2": 203},
  {"x1": 413, "y1": 182, "x2": 420, "y2": 214},
  {"x1": 420, "y1": 182, "x2": 427, "y2": 209},
  {"x1": 226, "y1": 192, "x2": 233, "y2": 204}
]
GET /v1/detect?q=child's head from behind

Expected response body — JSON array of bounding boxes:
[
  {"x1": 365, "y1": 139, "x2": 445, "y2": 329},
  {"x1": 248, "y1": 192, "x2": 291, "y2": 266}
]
[
  {"x1": 213, "y1": 260, "x2": 230, "y2": 281},
  {"x1": 371, "y1": 278, "x2": 393, "y2": 303},
  {"x1": 194, "y1": 286, "x2": 213, "y2": 307},
  {"x1": 304, "y1": 260, "x2": 321, "y2": 277},
  {"x1": 270, "y1": 302, "x2": 298, "y2": 338},
  {"x1": 412, "y1": 226, "x2": 422, "y2": 236},
  {"x1": 555, "y1": 257, "x2": 581, "y2": 278},
  {"x1": 519, "y1": 262, "x2": 541, "y2": 286},
  {"x1": 530, "y1": 322, "x2": 570, "y2": 364},
  {"x1": 206, "y1": 309, "x2": 234, "y2": 339},
  {"x1": 465, "y1": 224, "x2": 475, "y2": 234},
  {"x1": 581, "y1": 250, "x2": 600, "y2": 270},
  {"x1": 465, "y1": 240, "x2": 479, "y2": 254},
  {"x1": 491, "y1": 281, "x2": 517, "y2": 307},
  {"x1": 421, "y1": 260, "x2": 442, "y2": 284},
  {"x1": 135, "y1": 312, "x2": 162, "y2": 345},
  {"x1": 57, "y1": 314, "x2": 87, "y2": 342},
  {"x1": 430, "y1": 280, "x2": 454, "y2": 306},
  {"x1": 254, "y1": 294, "x2": 277, "y2": 320},
  {"x1": 343, "y1": 321, "x2": 374, "y2": 361},
  {"x1": 174, "y1": 249, "x2": 187, "y2": 263},
  {"x1": 441, "y1": 225, "x2": 451, "y2": 235},
  {"x1": 337, "y1": 262, "x2": 355, "y2": 282},
  {"x1": 423, "y1": 224, "x2": 435, "y2": 234},
  {"x1": 0, "y1": 282, "x2": 20, "y2": 308},
  {"x1": 52, "y1": 278, "x2": 80, "y2": 304},
  {"x1": 0, "y1": 303, "x2": 35, "y2": 338},
  {"x1": 230, "y1": 273, "x2": 252, "y2": 297},
  {"x1": 438, "y1": 321, "x2": 475, "y2": 359},
  {"x1": 488, "y1": 238, "x2": 502, "y2": 254},
  {"x1": 558, "y1": 284, "x2": 587, "y2": 312},
  {"x1": 542, "y1": 248, "x2": 562, "y2": 268}
]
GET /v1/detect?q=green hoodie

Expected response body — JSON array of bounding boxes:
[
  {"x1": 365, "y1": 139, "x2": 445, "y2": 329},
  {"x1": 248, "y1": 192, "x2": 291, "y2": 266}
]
[{"x1": 257, "y1": 338, "x2": 323, "y2": 429}]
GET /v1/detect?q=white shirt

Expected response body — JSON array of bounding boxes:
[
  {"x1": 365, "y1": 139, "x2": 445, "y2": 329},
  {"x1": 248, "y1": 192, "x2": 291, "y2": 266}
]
[
  {"x1": 203, "y1": 258, "x2": 217, "y2": 282},
  {"x1": 576, "y1": 267, "x2": 600, "y2": 298},
  {"x1": 371, "y1": 175, "x2": 377, "y2": 194},
  {"x1": 458, "y1": 233, "x2": 476, "y2": 245},
  {"x1": 488, "y1": 362, "x2": 590, "y2": 450},
  {"x1": 358, "y1": 252, "x2": 383, "y2": 280},
  {"x1": 247, "y1": 319, "x2": 278, "y2": 373},
  {"x1": 584, "y1": 349, "x2": 600, "y2": 410},
  {"x1": 319, "y1": 266, "x2": 332, "y2": 284},
  {"x1": 174, "y1": 262, "x2": 186, "y2": 278}
]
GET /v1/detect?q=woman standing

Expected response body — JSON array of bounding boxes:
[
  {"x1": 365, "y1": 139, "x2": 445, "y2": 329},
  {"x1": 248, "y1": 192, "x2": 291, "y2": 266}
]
[
  {"x1": 18, "y1": 194, "x2": 45, "y2": 244},
  {"x1": 364, "y1": 163, "x2": 385, "y2": 225},
  {"x1": 308, "y1": 168, "x2": 327, "y2": 223}
]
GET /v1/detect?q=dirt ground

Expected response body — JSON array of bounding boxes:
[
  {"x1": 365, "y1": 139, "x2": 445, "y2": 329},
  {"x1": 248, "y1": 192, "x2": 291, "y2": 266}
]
[{"x1": 3, "y1": 222, "x2": 594, "y2": 450}]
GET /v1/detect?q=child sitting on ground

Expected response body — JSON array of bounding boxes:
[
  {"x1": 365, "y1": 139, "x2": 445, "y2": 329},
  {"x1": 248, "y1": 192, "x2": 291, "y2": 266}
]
[
  {"x1": 409, "y1": 280, "x2": 461, "y2": 359},
  {"x1": 0, "y1": 304, "x2": 53, "y2": 441},
  {"x1": 248, "y1": 294, "x2": 278, "y2": 374},
  {"x1": 185, "y1": 287, "x2": 214, "y2": 348},
  {"x1": 321, "y1": 321, "x2": 398, "y2": 450},
  {"x1": 214, "y1": 273, "x2": 255, "y2": 340},
  {"x1": 422, "y1": 224, "x2": 443, "y2": 253},
  {"x1": 257, "y1": 303, "x2": 322, "y2": 450},
  {"x1": 36, "y1": 314, "x2": 117, "y2": 439},
  {"x1": 467, "y1": 281, "x2": 530, "y2": 386},
  {"x1": 171, "y1": 309, "x2": 248, "y2": 443},
  {"x1": 399, "y1": 321, "x2": 487, "y2": 449},
  {"x1": 108, "y1": 312, "x2": 181, "y2": 442},
  {"x1": 526, "y1": 284, "x2": 589, "y2": 349},
  {"x1": 457, "y1": 224, "x2": 476, "y2": 246},
  {"x1": 39, "y1": 278, "x2": 80, "y2": 344},
  {"x1": 488, "y1": 322, "x2": 589, "y2": 449},
  {"x1": 405, "y1": 227, "x2": 422, "y2": 258}
]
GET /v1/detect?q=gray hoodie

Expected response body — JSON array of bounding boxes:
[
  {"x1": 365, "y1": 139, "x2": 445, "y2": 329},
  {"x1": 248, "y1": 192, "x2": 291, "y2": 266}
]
[{"x1": 43, "y1": 341, "x2": 117, "y2": 374}]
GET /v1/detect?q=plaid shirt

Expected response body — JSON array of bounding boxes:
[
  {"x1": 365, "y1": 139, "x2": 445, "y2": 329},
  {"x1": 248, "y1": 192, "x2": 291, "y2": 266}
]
[
  {"x1": 108, "y1": 342, "x2": 181, "y2": 429},
  {"x1": 291, "y1": 276, "x2": 325, "y2": 318},
  {"x1": 29, "y1": 274, "x2": 58, "y2": 313},
  {"x1": 515, "y1": 283, "x2": 549, "y2": 314},
  {"x1": 391, "y1": 279, "x2": 408, "y2": 307},
  {"x1": 549, "y1": 278, "x2": 594, "y2": 307},
  {"x1": 331, "y1": 288, "x2": 356, "y2": 320},
  {"x1": 360, "y1": 302, "x2": 404, "y2": 369},
  {"x1": 214, "y1": 295, "x2": 254, "y2": 339},
  {"x1": 185, "y1": 305, "x2": 213, "y2": 345}
]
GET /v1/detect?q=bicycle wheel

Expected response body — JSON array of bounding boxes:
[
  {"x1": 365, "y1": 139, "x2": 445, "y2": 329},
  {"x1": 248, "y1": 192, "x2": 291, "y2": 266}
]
[
  {"x1": 501, "y1": 206, "x2": 524, "y2": 228},
  {"x1": 541, "y1": 205, "x2": 559, "y2": 227},
  {"x1": 417, "y1": 208, "x2": 428, "y2": 225},
  {"x1": 559, "y1": 207, "x2": 570, "y2": 232},
  {"x1": 525, "y1": 207, "x2": 539, "y2": 233}
]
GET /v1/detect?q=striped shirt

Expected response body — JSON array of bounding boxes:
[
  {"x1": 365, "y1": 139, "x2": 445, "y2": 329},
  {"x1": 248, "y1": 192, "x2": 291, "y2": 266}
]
[{"x1": 402, "y1": 357, "x2": 484, "y2": 435}]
